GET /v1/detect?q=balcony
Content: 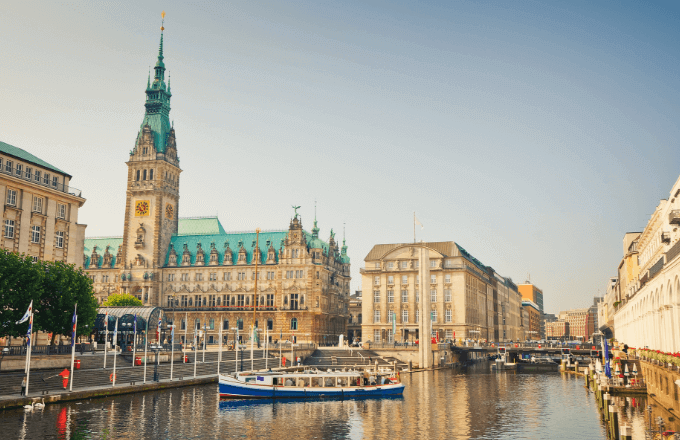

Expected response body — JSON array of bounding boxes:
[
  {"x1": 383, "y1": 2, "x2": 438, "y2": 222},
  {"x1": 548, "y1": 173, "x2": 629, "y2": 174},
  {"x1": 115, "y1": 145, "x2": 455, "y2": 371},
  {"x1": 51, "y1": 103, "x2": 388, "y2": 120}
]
[
  {"x1": 669, "y1": 210, "x2": 680, "y2": 225},
  {"x1": 662, "y1": 232, "x2": 671, "y2": 244},
  {"x1": 0, "y1": 165, "x2": 82, "y2": 197}
]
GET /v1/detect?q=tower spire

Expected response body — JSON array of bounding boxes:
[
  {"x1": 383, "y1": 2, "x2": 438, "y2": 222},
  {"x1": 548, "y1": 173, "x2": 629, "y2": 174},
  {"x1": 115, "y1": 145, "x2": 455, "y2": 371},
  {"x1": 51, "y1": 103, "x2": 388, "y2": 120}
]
[{"x1": 312, "y1": 200, "x2": 320, "y2": 238}]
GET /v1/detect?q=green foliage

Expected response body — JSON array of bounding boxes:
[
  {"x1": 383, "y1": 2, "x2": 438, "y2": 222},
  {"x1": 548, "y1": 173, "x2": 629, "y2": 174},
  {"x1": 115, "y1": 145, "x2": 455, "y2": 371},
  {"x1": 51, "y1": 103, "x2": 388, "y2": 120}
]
[
  {"x1": 0, "y1": 250, "x2": 43, "y2": 338},
  {"x1": 0, "y1": 249, "x2": 97, "y2": 340},
  {"x1": 102, "y1": 293, "x2": 142, "y2": 307}
]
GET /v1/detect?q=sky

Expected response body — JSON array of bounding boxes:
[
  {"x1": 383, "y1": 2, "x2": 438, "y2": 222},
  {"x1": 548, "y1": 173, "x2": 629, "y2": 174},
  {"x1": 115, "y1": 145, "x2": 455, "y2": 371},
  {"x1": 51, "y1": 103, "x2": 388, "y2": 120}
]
[{"x1": 2, "y1": 1, "x2": 680, "y2": 314}]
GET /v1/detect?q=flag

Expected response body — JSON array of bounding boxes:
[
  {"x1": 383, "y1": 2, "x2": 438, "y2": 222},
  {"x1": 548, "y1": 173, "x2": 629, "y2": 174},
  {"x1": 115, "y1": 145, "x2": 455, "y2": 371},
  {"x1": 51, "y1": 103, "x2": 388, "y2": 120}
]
[
  {"x1": 26, "y1": 311, "x2": 33, "y2": 347},
  {"x1": 71, "y1": 306, "x2": 77, "y2": 347},
  {"x1": 171, "y1": 324, "x2": 175, "y2": 341},
  {"x1": 157, "y1": 318, "x2": 162, "y2": 341},
  {"x1": 414, "y1": 216, "x2": 424, "y2": 230},
  {"x1": 604, "y1": 339, "x2": 611, "y2": 378},
  {"x1": 134, "y1": 314, "x2": 137, "y2": 335},
  {"x1": 16, "y1": 301, "x2": 32, "y2": 324},
  {"x1": 112, "y1": 318, "x2": 118, "y2": 346}
]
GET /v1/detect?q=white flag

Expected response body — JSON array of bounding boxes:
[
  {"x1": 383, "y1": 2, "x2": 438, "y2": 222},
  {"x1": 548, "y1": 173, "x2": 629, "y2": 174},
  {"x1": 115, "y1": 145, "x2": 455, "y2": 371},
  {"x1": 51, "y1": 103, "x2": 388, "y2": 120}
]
[
  {"x1": 415, "y1": 216, "x2": 424, "y2": 230},
  {"x1": 16, "y1": 301, "x2": 33, "y2": 324}
]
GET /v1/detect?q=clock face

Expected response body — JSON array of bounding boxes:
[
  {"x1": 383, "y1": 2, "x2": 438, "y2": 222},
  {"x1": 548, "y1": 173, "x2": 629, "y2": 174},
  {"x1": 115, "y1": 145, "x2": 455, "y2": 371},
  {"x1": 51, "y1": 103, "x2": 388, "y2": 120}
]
[
  {"x1": 135, "y1": 200, "x2": 150, "y2": 217},
  {"x1": 165, "y1": 203, "x2": 174, "y2": 219}
]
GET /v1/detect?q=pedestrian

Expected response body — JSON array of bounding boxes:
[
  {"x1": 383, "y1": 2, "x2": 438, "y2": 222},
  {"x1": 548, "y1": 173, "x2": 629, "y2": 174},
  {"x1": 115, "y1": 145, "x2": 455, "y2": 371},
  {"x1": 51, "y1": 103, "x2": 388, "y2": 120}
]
[{"x1": 21, "y1": 376, "x2": 26, "y2": 396}]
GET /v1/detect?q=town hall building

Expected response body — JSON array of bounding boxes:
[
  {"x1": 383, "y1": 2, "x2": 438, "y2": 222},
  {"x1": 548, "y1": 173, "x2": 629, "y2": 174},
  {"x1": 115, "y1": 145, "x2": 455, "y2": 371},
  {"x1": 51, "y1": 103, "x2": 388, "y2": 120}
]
[{"x1": 83, "y1": 27, "x2": 351, "y2": 346}]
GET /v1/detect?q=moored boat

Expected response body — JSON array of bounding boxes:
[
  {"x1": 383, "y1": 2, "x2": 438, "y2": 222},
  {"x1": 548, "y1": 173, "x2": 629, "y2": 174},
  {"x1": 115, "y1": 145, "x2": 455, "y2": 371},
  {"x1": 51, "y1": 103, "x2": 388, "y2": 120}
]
[{"x1": 219, "y1": 370, "x2": 404, "y2": 399}]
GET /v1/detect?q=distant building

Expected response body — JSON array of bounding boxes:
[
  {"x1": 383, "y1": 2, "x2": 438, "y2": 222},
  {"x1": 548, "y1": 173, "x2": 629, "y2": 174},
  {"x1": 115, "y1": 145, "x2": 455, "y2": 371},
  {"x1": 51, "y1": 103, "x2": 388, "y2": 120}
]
[
  {"x1": 347, "y1": 291, "x2": 362, "y2": 343},
  {"x1": 561, "y1": 308, "x2": 592, "y2": 340},
  {"x1": 521, "y1": 300, "x2": 541, "y2": 340},
  {"x1": 546, "y1": 320, "x2": 569, "y2": 339},
  {"x1": 518, "y1": 283, "x2": 544, "y2": 338}
]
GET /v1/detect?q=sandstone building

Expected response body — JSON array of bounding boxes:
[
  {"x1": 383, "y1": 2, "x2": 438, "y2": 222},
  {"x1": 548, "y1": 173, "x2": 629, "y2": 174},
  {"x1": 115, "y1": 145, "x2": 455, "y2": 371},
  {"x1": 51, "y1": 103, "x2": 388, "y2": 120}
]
[
  {"x1": 360, "y1": 241, "x2": 522, "y2": 343},
  {"x1": 83, "y1": 28, "x2": 350, "y2": 345}
]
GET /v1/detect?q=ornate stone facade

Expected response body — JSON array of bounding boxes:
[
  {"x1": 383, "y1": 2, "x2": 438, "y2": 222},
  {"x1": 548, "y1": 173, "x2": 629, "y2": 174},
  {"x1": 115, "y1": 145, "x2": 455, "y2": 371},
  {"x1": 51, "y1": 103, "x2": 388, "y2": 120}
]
[{"x1": 83, "y1": 28, "x2": 350, "y2": 344}]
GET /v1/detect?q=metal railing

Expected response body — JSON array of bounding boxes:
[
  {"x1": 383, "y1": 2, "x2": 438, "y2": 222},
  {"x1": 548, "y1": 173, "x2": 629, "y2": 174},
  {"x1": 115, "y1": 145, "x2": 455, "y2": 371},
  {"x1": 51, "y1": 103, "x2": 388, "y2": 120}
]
[
  {"x1": 0, "y1": 165, "x2": 82, "y2": 197},
  {"x1": 2, "y1": 344, "x2": 95, "y2": 356}
]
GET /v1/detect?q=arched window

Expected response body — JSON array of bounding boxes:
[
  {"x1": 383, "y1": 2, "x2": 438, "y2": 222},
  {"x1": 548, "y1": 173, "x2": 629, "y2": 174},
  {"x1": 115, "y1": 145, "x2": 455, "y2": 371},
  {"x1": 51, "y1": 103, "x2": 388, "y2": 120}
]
[
  {"x1": 143, "y1": 169, "x2": 147, "y2": 180},
  {"x1": 136, "y1": 170, "x2": 140, "y2": 181},
  {"x1": 209, "y1": 318, "x2": 214, "y2": 330},
  {"x1": 149, "y1": 169, "x2": 154, "y2": 180},
  {"x1": 246, "y1": 296, "x2": 250, "y2": 306},
  {"x1": 195, "y1": 318, "x2": 201, "y2": 330},
  {"x1": 290, "y1": 318, "x2": 298, "y2": 330},
  {"x1": 181, "y1": 319, "x2": 186, "y2": 330},
  {"x1": 267, "y1": 319, "x2": 273, "y2": 330}
]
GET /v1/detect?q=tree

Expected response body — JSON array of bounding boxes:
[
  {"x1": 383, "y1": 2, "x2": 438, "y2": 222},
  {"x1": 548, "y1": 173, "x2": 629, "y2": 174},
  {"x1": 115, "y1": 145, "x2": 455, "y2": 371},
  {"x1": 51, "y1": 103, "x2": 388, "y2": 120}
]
[
  {"x1": 0, "y1": 250, "x2": 43, "y2": 338},
  {"x1": 37, "y1": 259, "x2": 99, "y2": 345},
  {"x1": 0, "y1": 249, "x2": 98, "y2": 344},
  {"x1": 102, "y1": 293, "x2": 143, "y2": 307}
]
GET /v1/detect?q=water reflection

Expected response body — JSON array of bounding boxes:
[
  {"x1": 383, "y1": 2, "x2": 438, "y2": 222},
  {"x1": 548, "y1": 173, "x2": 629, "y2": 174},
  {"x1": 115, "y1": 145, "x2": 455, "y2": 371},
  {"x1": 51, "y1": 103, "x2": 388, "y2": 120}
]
[{"x1": 2, "y1": 367, "x2": 655, "y2": 439}]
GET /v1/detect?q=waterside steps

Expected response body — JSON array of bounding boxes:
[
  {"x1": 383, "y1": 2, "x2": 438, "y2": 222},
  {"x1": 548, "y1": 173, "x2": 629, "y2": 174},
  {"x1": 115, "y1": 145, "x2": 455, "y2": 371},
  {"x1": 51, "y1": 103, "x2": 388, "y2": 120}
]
[{"x1": 302, "y1": 349, "x2": 408, "y2": 371}]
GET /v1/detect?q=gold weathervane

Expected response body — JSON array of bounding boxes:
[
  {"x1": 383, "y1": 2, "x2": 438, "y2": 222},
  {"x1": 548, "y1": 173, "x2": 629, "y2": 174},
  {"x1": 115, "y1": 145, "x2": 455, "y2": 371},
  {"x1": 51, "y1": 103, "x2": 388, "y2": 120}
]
[{"x1": 161, "y1": 11, "x2": 165, "y2": 31}]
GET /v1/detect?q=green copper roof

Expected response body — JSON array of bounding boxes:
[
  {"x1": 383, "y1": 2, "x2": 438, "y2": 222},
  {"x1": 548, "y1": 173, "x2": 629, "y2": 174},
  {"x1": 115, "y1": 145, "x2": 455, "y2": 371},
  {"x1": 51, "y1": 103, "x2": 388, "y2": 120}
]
[
  {"x1": 83, "y1": 237, "x2": 123, "y2": 269},
  {"x1": 166, "y1": 231, "x2": 289, "y2": 266},
  {"x1": 0, "y1": 141, "x2": 69, "y2": 176},
  {"x1": 136, "y1": 30, "x2": 172, "y2": 154},
  {"x1": 177, "y1": 217, "x2": 226, "y2": 236},
  {"x1": 455, "y1": 243, "x2": 488, "y2": 275},
  {"x1": 164, "y1": 226, "x2": 348, "y2": 267}
]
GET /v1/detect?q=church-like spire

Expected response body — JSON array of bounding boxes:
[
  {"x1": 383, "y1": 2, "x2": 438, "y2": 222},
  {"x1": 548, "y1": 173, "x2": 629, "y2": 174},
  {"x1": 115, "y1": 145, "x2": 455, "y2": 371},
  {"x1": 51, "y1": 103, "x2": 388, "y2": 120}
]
[
  {"x1": 137, "y1": 11, "x2": 173, "y2": 155},
  {"x1": 312, "y1": 200, "x2": 320, "y2": 238}
]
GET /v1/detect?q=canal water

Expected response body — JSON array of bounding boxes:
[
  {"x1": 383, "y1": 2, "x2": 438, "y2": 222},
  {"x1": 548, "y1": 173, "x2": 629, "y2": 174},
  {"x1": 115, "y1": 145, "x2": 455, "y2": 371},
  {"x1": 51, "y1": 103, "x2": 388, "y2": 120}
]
[{"x1": 0, "y1": 364, "x2": 657, "y2": 439}]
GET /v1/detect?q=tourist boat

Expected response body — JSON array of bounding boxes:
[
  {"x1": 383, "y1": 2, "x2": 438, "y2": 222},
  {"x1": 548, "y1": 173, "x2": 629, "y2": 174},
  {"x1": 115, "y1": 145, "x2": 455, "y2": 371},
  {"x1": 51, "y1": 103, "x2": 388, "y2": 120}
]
[{"x1": 218, "y1": 370, "x2": 405, "y2": 399}]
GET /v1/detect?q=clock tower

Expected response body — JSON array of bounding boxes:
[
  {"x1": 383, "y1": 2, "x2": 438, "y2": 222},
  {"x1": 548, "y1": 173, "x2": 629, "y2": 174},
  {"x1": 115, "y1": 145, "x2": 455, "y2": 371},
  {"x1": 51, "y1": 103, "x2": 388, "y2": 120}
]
[{"x1": 120, "y1": 24, "x2": 181, "y2": 305}]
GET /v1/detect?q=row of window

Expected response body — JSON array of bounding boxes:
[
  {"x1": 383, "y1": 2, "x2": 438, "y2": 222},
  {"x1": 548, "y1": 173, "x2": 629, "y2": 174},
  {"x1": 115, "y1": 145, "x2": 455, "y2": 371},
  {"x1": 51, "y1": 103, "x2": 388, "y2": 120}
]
[
  {"x1": 375, "y1": 274, "x2": 451, "y2": 285},
  {"x1": 168, "y1": 270, "x2": 308, "y2": 282},
  {"x1": 374, "y1": 289, "x2": 452, "y2": 303},
  {"x1": 373, "y1": 309, "x2": 453, "y2": 324},
  {"x1": 5, "y1": 189, "x2": 67, "y2": 218},
  {"x1": 379, "y1": 260, "x2": 454, "y2": 270},
  {"x1": 373, "y1": 329, "x2": 454, "y2": 343},
  {"x1": 0, "y1": 158, "x2": 61, "y2": 188},
  {"x1": 173, "y1": 317, "x2": 299, "y2": 331},
  {"x1": 167, "y1": 293, "x2": 303, "y2": 309},
  {"x1": 2, "y1": 220, "x2": 65, "y2": 247},
  {"x1": 135, "y1": 168, "x2": 154, "y2": 181}
]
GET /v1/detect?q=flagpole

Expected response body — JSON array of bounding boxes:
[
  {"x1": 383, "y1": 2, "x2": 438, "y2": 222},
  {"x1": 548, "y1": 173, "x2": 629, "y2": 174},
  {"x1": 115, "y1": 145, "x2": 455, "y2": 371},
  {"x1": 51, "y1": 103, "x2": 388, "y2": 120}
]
[
  {"x1": 112, "y1": 317, "x2": 118, "y2": 387},
  {"x1": 217, "y1": 319, "x2": 222, "y2": 376},
  {"x1": 235, "y1": 329, "x2": 239, "y2": 373},
  {"x1": 414, "y1": 212, "x2": 416, "y2": 243},
  {"x1": 279, "y1": 329, "x2": 282, "y2": 368},
  {"x1": 25, "y1": 307, "x2": 34, "y2": 396},
  {"x1": 193, "y1": 328, "x2": 197, "y2": 378},
  {"x1": 170, "y1": 323, "x2": 175, "y2": 381},
  {"x1": 265, "y1": 328, "x2": 268, "y2": 370},
  {"x1": 202, "y1": 322, "x2": 206, "y2": 363},
  {"x1": 69, "y1": 304, "x2": 77, "y2": 392},
  {"x1": 251, "y1": 325, "x2": 254, "y2": 371},
  {"x1": 132, "y1": 314, "x2": 137, "y2": 368},
  {"x1": 183, "y1": 312, "x2": 187, "y2": 366},
  {"x1": 143, "y1": 324, "x2": 148, "y2": 384},
  {"x1": 103, "y1": 311, "x2": 108, "y2": 369}
]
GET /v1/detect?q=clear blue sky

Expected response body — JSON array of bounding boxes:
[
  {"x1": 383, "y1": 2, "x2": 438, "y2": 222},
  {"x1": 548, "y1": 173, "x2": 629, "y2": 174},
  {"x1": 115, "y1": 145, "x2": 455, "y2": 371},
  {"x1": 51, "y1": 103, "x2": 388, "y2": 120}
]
[{"x1": 2, "y1": 1, "x2": 679, "y2": 313}]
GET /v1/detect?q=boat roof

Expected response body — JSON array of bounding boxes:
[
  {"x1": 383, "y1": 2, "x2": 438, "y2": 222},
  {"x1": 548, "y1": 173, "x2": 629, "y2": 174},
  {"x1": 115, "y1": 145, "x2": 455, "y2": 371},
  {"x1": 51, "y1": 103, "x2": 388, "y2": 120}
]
[{"x1": 236, "y1": 371, "x2": 365, "y2": 378}]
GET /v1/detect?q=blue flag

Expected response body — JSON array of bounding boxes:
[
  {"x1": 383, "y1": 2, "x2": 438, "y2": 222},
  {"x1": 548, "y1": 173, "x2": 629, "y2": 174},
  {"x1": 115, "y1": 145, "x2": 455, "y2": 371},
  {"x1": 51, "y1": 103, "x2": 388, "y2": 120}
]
[
  {"x1": 604, "y1": 339, "x2": 611, "y2": 378},
  {"x1": 26, "y1": 311, "x2": 33, "y2": 347},
  {"x1": 71, "y1": 306, "x2": 78, "y2": 347},
  {"x1": 16, "y1": 300, "x2": 32, "y2": 324},
  {"x1": 134, "y1": 314, "x2": 137, "y2": 334}
]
